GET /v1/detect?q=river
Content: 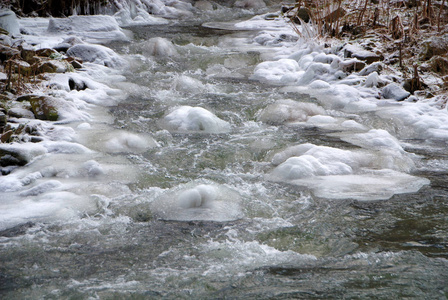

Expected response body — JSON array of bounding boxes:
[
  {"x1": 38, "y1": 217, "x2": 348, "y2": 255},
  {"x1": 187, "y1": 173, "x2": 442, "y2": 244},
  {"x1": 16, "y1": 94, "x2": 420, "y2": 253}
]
[{"x1": 0, "y1": 8, "x2": 447, "y2": 299}]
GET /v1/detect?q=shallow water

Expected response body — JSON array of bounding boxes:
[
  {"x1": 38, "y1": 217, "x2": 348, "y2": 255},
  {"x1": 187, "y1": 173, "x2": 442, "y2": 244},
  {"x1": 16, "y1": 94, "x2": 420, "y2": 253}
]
[{"x1": 1, "y1": 13, "x2": 448, "y2": 299}]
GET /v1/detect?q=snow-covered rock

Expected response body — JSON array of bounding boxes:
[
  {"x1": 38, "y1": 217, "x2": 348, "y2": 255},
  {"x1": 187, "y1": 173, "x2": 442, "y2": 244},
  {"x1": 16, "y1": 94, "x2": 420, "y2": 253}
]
[
  {"x1": 0, "y1": 10, "x2": 20, "y2": 35},
  {"x1": 381, "y1": 83, "x2": 410, "y2": 101}
]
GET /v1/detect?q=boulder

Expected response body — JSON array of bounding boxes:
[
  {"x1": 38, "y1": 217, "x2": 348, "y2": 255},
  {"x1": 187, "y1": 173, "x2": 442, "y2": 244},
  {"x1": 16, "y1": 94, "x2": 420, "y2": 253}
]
[
  {"x1": 429, "y1": 56, "x2": 448, "y2": 75},
  {"x1": 421, "y1": 34, "x2": 448, "y2": 60},
  {"x1": 0, "y1": 111, "x2": 6, "y2": 126},
  {"x1": 20, "y1": 48, "x2": 37, "y2": 64},
  {"x1": 12, "y1": 60, "x2": 32, "y2": 76},
  {"x1": 36, "y1": 60, "x2": 68, "y2": 74},
  {"x1": 28, "y1": 95, "x2": 59, "y2": 121},
  {"x1": 381, "y1": 83, "x2": 410, "y2": 101}
]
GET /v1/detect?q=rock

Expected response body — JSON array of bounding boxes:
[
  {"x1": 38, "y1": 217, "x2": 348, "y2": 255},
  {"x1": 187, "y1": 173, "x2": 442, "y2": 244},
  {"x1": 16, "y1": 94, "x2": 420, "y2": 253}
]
[
  {"x1": 351, "y1": 51, "x2": 382, "y2": 64},
  {"x1": 28, "y1": 95, "x2": 59, "y2": 121},
  {"x1": 0, "y1": 130, "x2": 13, "y2": 143},
  {"x1": 0, "y1": 148, "x2": 28, "y2": 166},
  {"x1": 234, "y1": 0, "x2": 266, "y2": 9},
  {"x1": 0, "y1": 111, "x2": 6, "y2": 126},
  {"x1": 339, "y1": 59, "x2": 366, "y2": 73},
  {"x1": 0, "y1": 222, "x2": 34, "y2": 237},
  {"x1": 429, "y1": 56, "x2": 448, "y2": 75},
  {"x1": 36, "y1": 60, "x2": 68, "y2": 74},
  {"x1": 8, "y1": 107, "x2": 35, "y2": 119},
  {"x1": 36, "y1": 48, "x2": 58, "y2": 57},
  {"x1": 12, "y1": 60, "x2": 32, "y2": 76},
  {"x1": 20, "y1": 48, "x2": 36, "y2": 63},
  {"x1": 68, "y1": 78, "x2": 87, "y2": 91},
  {"x1": 0, "y1": 10, "x2": 20, "y2": 36},
  {"x1": 421, "y1": 34, "x2": 448, "y2": 60},
  {"x1": 382, "y1": 83, "x2": 410, "y2": 101},
  {"x1": 291, "y1": 7, "x2": 311, "y2": 23},
  {"x1": 323, "y1": 7, "x2": 346, "y2": 23},
  {"x1": 65, "y1": 57, "x2": 83, "y2": 69},
  {"x1": 0, "y1": 44, "x2": 20, "y2": 62},
  {"x1": 359, "y1": 62, "x2": 383, "y2": 76}
]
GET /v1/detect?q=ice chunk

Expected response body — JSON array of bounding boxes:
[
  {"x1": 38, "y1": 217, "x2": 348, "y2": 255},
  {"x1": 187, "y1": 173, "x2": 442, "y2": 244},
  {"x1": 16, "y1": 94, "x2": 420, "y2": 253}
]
[
  {"x1": 295, "y1": 171, "x2": 430, "y2": 201},
  {"x1": 142, "y1": 37, "x2": 178, "y2": 57},
  {"x1": 103, "y1": 131, "x2": 159, "y2": 153},
  {"x1": 47, "y1": 15, "x2": 128, "y2": 43},
  {"x1": 161, "y1": 106, "x2": 231, "y2": 133},
  {"x1": 0, "y1": 10, "x2": 20, "y2": 35},
  {"x1": 258, "y1": 100, "x2": 326, "y2": 125},
  {"x1": 149, "y1": 182, "x2": 243, "y2": 222},
  {"x1": 67, "y1": 44, "x2": 126, "y2": 68},
  {"x1": 251, "y1": 59, "x2": 300, "y2": 85},
  {"x1": 172, "y1": 75, "x2": 206, "y2": 93}
]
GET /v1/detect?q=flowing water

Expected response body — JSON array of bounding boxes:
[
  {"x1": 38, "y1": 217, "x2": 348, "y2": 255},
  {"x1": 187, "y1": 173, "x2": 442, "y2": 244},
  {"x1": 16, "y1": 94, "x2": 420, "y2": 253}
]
[{"x1": 1, "y1": 12, "x2": 448, "y2": 299}]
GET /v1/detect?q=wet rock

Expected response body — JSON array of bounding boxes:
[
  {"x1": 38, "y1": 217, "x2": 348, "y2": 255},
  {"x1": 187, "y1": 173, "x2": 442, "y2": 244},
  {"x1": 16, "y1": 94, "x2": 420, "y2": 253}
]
[
  {"x1": 421, "y1": 34, "x2": 448, "y2": 60},
  {"x1": 68, "y1": 77, "x2": 87, "y2": 91},
  {"x1": 28, "y1": 95, "x2": 59, "y2": 121},
  {"x1": 291, "y1": 7, "x2": 311, "y2": 23},
  {"x1": 382, "y1": 83, "x2": 410, "y2": 101},
  {"x1": 339, "y1": 59, "x2": 366, "y2": 73},
  {"x1": 36, "y1": 60, "x2": 68, "y2": 74},
  {"x1": 36, "y1": 48, "x2": 58, "y2": 57},
  {"x1": 0, "y1": 44, "x2": 20, "y2": 62},
  {"x1": 65, "y1": 57, "x2": 83, "y2": 69},
  {"x1": 0, "y1": 111, "x2": 6, "y2": 126},
  {"x1": 0, "y1": 147, "x2": 28, "y2": 166},
  {"x1": 351, "y1": 51, "x2": 383, "y2": 64},
  {"x1": 359, "y1": 62, "x2": 383, "y2": 76}
]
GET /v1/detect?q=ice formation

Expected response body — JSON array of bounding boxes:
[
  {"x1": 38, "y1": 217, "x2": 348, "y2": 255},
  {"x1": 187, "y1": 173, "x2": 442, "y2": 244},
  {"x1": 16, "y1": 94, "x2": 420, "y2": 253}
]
[{"x1": 161, "y1": 106, "x2": 231, "y2": 133}]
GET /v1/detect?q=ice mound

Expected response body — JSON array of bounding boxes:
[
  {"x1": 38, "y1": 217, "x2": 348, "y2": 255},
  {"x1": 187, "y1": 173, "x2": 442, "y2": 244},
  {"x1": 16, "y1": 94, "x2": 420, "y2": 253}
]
[
  {"x1": 172, "y1": 75, "x2": 206, "y2": 93},
  {"x1": 149, "y1": 182, "x2": 243, "y2": 221},
  {"x1": 67, "y1": 44, "x2": 126, "y2": 68},
  {"x1": 161, "y1": 106, "x2": 231, "y2": 133},
  {"x1": 268, "y1": 142, "x2": 427, "y2": 200},
  {"x1": 47, "y1": 15, "x2": 129, "y2": 43},
  {"x1": 0, "y1": 9, "x2": 20, "y2": 35},
  {"x1": 142, "y1": 37, "x2": 178, "y2": 57},
  {"x1": 298, "y1": 170, "x2": 430, "y2": 201},
  {"x1": 251, "y1": 59, "x2": 300, "y2": 85},
  {"x1": 258, "y1": 100, "x2": 326, "y2": 125},
  {"x1": 114, "y1": 6, "x2": 169, "y2": 26},
  {"x1": 102, "y1": 131, "x2": 159, "y2": 153},
  {"x1": 0, "y1": 191, "x2": 96, "y2": 231}
]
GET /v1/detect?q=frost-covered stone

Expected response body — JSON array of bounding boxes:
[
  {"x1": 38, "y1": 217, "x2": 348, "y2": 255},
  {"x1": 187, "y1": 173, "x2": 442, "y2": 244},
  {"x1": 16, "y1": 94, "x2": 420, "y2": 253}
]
[
  {"x1": 382, "y1": 83, "x2": 410, "y2": 101},
  {"x1": 67, "y1": 44, "x2": 125, "y2": 68},
  {"x1": 258, "y1": 100, "x2": 326, "y2": 125}
]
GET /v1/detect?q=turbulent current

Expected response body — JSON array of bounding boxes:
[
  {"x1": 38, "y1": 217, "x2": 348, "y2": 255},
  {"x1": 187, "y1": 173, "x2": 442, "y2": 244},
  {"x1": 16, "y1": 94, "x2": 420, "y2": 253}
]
[{"x1": 1, "y1": 7, "x2": 448, "y2": 299}]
